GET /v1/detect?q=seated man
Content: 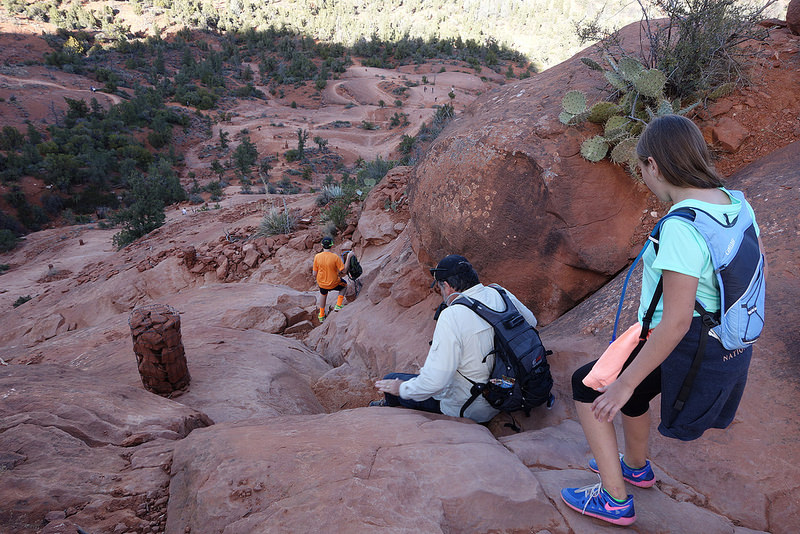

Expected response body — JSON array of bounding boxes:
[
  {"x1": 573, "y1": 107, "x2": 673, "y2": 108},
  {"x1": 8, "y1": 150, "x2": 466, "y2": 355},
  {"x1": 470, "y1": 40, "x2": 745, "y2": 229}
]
[{"x1": 372, "y1": 254, "x2": 538, "y2": 423}]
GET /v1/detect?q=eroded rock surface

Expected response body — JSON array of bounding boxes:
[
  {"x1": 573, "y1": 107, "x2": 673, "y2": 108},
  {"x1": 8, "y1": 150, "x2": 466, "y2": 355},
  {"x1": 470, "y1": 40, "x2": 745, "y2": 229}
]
[
  {"x1": 166, "y1": 409, "x2": 563, "y2": 534},
  {"x1": 0, "y1": 365, "x2": 211, "y2": 533}
]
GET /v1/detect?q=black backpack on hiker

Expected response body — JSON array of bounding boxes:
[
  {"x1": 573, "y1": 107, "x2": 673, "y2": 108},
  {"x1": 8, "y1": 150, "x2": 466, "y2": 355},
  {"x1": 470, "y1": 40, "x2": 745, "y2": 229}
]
[
  {"x1": 342, "y1": 251, "x2": 363, "y2": 280},
  {"x1": 452, "y1": 284, "x2": 554, "y2": 430},
  {"x1": 347, "y1": 254, "x2": 363, "y2": 280}
]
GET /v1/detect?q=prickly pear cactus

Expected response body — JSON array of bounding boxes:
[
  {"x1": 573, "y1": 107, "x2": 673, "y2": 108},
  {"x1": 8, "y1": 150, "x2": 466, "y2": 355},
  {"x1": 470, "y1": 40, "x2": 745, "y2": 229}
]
[
  {"x1": 581, "y1": 57, "x2": 604, "y2": 72},
  {"x1": 562, "y1": 90, "x2": 587, "y2": 115},
  {"x1": 618, "y1": 56, "x2": 645, "y2": 82},
  {"x1": 605, "y1": 70, "x2": 628, "y2": 91},
  {"x1": 564, "y1": 52, "x2": 706, "y2": 172},
  {"x1": 610, "y1": 137, "x2": 638, "y2": 166},
  {"x1": 604, "y1": 115, "x2": 630, "y2": 136},
  {"x1": 588, "y1": 102, "x2": 620, "y2": 124},
  {"x1": 580, "y1": 135, "x2": 609, "y2": 162},
  {"x1": 634, "y1": 69, "x2": 667, "y2": 98}
]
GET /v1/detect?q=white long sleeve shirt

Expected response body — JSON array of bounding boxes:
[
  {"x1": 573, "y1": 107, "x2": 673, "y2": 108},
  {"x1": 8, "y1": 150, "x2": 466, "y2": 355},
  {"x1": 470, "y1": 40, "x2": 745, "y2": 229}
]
[{"x1": 398, "y1": 283, "x2": 538, "y2": 423}]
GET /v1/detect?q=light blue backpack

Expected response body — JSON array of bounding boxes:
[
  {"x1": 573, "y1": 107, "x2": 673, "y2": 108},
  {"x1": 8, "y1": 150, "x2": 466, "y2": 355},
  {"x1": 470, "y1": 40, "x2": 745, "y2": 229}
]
[{"x1": 613, "y1": 189, "x2": 766, "y2": 350}]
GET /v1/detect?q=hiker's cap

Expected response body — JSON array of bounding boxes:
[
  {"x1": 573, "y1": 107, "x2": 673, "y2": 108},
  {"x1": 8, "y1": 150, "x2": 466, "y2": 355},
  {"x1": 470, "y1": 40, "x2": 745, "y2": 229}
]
[
  {"x1": 430, "y1": 254, "x2": 472, "y2": 281},
  {"x1": 322, "y1": 236, "x2": 333, "y2": 249}
]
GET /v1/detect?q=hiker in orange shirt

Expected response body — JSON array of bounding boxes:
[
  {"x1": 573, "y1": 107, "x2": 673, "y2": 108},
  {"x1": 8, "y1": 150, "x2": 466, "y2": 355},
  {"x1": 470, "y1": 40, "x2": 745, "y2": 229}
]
[{"x1": 313, "y1": 236, "x2": 347, "y2": 322}]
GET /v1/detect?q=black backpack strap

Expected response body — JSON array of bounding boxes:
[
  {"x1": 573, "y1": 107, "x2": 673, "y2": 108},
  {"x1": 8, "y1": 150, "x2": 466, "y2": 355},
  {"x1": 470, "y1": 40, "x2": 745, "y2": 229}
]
[
  {"x1": 451, "y1": 291, "x2": 505, "y2": 419},
  {"x1": 669, "y1": 308, "x2": 718, "y2": 419}
]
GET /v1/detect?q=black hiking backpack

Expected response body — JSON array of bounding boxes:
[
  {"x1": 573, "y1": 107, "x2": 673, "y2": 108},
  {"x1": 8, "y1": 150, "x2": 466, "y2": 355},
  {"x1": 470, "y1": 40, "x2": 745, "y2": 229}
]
[
  {"x1": 344, "y1": 252, "x2": 363, "y2": 279},
  {"x1": 453, "y1": 285, "x2": 554, "y2": 428}
]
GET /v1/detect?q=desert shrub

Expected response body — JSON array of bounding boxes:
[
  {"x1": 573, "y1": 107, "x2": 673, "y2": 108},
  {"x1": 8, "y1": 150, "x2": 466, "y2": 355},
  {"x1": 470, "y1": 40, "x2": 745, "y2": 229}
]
[
  {"x1": 398, "y1": 134, "x2": 416, "y2": 154},
  {"x1": 645, "y1": 0, "x2": 774, "y2": 98},
  {"x1": 112, "y1": 162, "x2": 186, "y2": 248},
  {"x1": 284, "y1": 148, "x2": 301, "y2": 162},
  {"x1": 277, "y1": 176, "x2": 300, "y2": 194},
  {"x1": 0, "y1": 263, "x2": 9, "y2": 274},
  {"x1": 354, "y1": 156, "x2": 396, "y2": 196},
  {"x1": 321, "y1": 202, "x2": 349, "y2": 232},
  {"x1": 13, "y1": 295, "x2": 32, "y2": 308},
  {"x1": 204, "y1": 180, "x2": 223, "y2": 201},
  {"x1": 233, "y1": 136, "x2": 258, "y2": 173},
  {"x1": 316, "y1": 184, "x2": 343, "y2": 206},
  {"x1": 579, "y1": 0, "x2": 774, "y2": 100},
  {"x1": 257, "y1": 204, "x2": 297, "y2": 236},
  {"x1": 389, "y1": 112, "x2": 408, "y2": 128},
  {"x1": 0, "y1": 229, "x2": 19, "y2": 253}
]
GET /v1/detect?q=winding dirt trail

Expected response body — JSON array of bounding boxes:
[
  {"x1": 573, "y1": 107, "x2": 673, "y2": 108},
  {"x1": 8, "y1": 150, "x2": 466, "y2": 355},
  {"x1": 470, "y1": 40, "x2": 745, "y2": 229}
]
[
  {"x1": 0, "y1": 72, "x2": 124, "y2": 105},
  {"x1": 183, "y1": 63, "x2": 505, "y2": 183}
]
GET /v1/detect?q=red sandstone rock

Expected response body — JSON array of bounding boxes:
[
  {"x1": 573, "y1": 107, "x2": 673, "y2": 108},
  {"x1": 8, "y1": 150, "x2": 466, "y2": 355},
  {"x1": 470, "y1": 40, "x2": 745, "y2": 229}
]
[
  {"x1": 0, "y1": 365, "x2": 210, "y2": 533},
  {"x1": 408, "y1": 26, "x2": 654, "y2": 324},
  {"x1": 283, "y1": 319, "x2": 313, "y2": 335},
  {"x1": 220, "y1": 306, "x2": 287, "y2": 333},
  {"x1": 166, "y1": 410, "x2": 563, "y2": 534},
  {"x1": 712, "y1": 116, "x2": 750, "y2": 152},
  {"x1": 788, "y1": 0, "x2": 800, "y2": 34}
]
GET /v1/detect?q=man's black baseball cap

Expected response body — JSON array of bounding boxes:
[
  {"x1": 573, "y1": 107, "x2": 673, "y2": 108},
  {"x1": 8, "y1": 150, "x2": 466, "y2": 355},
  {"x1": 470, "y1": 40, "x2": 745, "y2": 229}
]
[
  {"x1": 429, "y1": 254, "x2": 472, "y2": 282},
  {"x1": 322, "y1": 236, "x2": 333, "y2": 249}
]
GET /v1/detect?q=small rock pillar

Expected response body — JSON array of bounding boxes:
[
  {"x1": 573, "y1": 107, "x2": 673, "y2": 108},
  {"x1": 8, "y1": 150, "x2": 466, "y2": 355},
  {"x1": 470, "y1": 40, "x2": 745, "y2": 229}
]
[{"x1": 129, "y1": 304, "x2": 190, "y2": 396}]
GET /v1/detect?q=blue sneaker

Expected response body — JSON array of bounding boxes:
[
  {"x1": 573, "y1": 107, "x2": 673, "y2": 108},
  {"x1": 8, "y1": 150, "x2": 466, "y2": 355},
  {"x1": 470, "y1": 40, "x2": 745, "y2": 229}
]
[
  {"x1": 589, "y1": 454, "x2": 655, "y2": 488},
  {"x1": 560, "y1": 482, "x2": 636, "y2": 526}
]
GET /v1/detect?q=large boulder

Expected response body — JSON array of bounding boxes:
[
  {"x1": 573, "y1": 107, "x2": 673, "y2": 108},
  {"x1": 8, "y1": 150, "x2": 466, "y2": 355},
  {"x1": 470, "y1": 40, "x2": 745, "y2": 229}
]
[
  {"x1": 166, "y1": 409, "x2": 563, "y2": 533},
  {"x1": 408, "y1": 26, "x2": 657, "y2": 324}
]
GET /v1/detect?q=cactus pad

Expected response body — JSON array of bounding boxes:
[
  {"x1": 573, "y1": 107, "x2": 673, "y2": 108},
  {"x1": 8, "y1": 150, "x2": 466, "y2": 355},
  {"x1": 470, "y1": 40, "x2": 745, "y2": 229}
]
[
  {"x1": 604, "y1": 115, "x2": 629, "y2": 136},
  {"x1": 559, "y1": 111, "x2": 575, "y2": 125},
  {"x1": 562, "y1": 90, "x2": 587, "y2": 115},
  {"x1": 657, "y1": 99, "x2": 674, "y2": 116},
  {"x1": 581, "y1": 57, "x2": 604, "y2": 71},
  {"x1": 588, "y1": 102, "x2": 620, "y2": 124},
  {"x1": 604, "y1": 70, "x2": 628, "y2": 91},
  {"x1": 618, "y1": 56, "x2": 645, "y2": 82},
  {"x1": 580, "y1": 135, "x2": 609, "y2": 162},
  {"x1": 634, "y1": 69, "x2": 667, "y2": 98},
  {"x1": 610, "y1": 137, "x2": 638, "y2": 165}
]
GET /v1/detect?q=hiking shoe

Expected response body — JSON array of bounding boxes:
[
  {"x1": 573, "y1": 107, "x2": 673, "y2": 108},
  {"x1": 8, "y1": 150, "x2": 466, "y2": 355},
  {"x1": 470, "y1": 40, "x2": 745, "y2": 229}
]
[
  {"x1": 318, "y1": 312, "x2": 326, "y2": 322},
  {"x1": 334, "y1": 304, "x2": 344, "y2": 311},
  {"x1": 369, "y1": 399, "x2": 386, "y2": 407},
  {"x1": 560, "y1": 482, "x2": 635, "y2": 526},
  {"x1": 589, "y1": 454, "x2": 655, "y2": 488}
]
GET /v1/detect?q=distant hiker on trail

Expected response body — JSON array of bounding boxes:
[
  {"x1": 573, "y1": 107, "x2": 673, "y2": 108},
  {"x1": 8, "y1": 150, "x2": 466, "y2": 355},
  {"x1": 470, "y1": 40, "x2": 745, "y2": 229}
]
[
  {"x1": 561, "y1": 115, "x2": 766, "y2": 526},
  {"x1": 371, "y1": 255, "x2": 539, "y2": 424},
  {"x1": 313, "y1": 236, "x2": 347, "y2": 322}
]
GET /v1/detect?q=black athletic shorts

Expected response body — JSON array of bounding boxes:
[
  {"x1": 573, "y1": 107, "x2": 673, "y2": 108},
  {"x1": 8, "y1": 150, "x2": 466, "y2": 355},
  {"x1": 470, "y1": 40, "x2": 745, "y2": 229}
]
[
  {"x1": 572, "y1": 353, "x2": 661, "y2": 418},
  {"x1": 572, "y1": 316, "x2": 751, "y2": 439},
  {"x1": 319, "y1": 281, "x2": 346, "y2": 295}
]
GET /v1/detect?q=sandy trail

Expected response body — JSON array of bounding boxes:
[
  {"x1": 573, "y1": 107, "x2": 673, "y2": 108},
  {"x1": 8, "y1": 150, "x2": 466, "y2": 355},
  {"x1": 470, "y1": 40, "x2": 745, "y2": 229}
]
[{"x1": 0, "y1": 72, "x2": 124, "y2": 104}]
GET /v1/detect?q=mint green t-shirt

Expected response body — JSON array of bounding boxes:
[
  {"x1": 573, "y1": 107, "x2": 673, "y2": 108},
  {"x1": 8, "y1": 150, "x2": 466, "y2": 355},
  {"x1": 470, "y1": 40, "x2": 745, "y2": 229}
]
[{"x1": 638, "y1": 188, "x2": 759, "y2": 328}]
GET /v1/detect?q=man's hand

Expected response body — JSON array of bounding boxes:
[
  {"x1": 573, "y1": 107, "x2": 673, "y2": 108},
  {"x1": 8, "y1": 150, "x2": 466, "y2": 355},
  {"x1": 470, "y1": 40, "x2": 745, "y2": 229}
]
[{"x1": 375, "y1": 378, "x2": 403, "y2": 396}]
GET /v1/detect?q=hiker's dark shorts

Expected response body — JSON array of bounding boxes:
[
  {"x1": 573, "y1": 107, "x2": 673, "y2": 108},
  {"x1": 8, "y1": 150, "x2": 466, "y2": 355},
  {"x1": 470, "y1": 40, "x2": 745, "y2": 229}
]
[
  {"x1": 572, "y1": 316, "x2": 752, "y2": 440},
  {"x1": 319, "y1": 282, "x2": 346, "y2": 295}
]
